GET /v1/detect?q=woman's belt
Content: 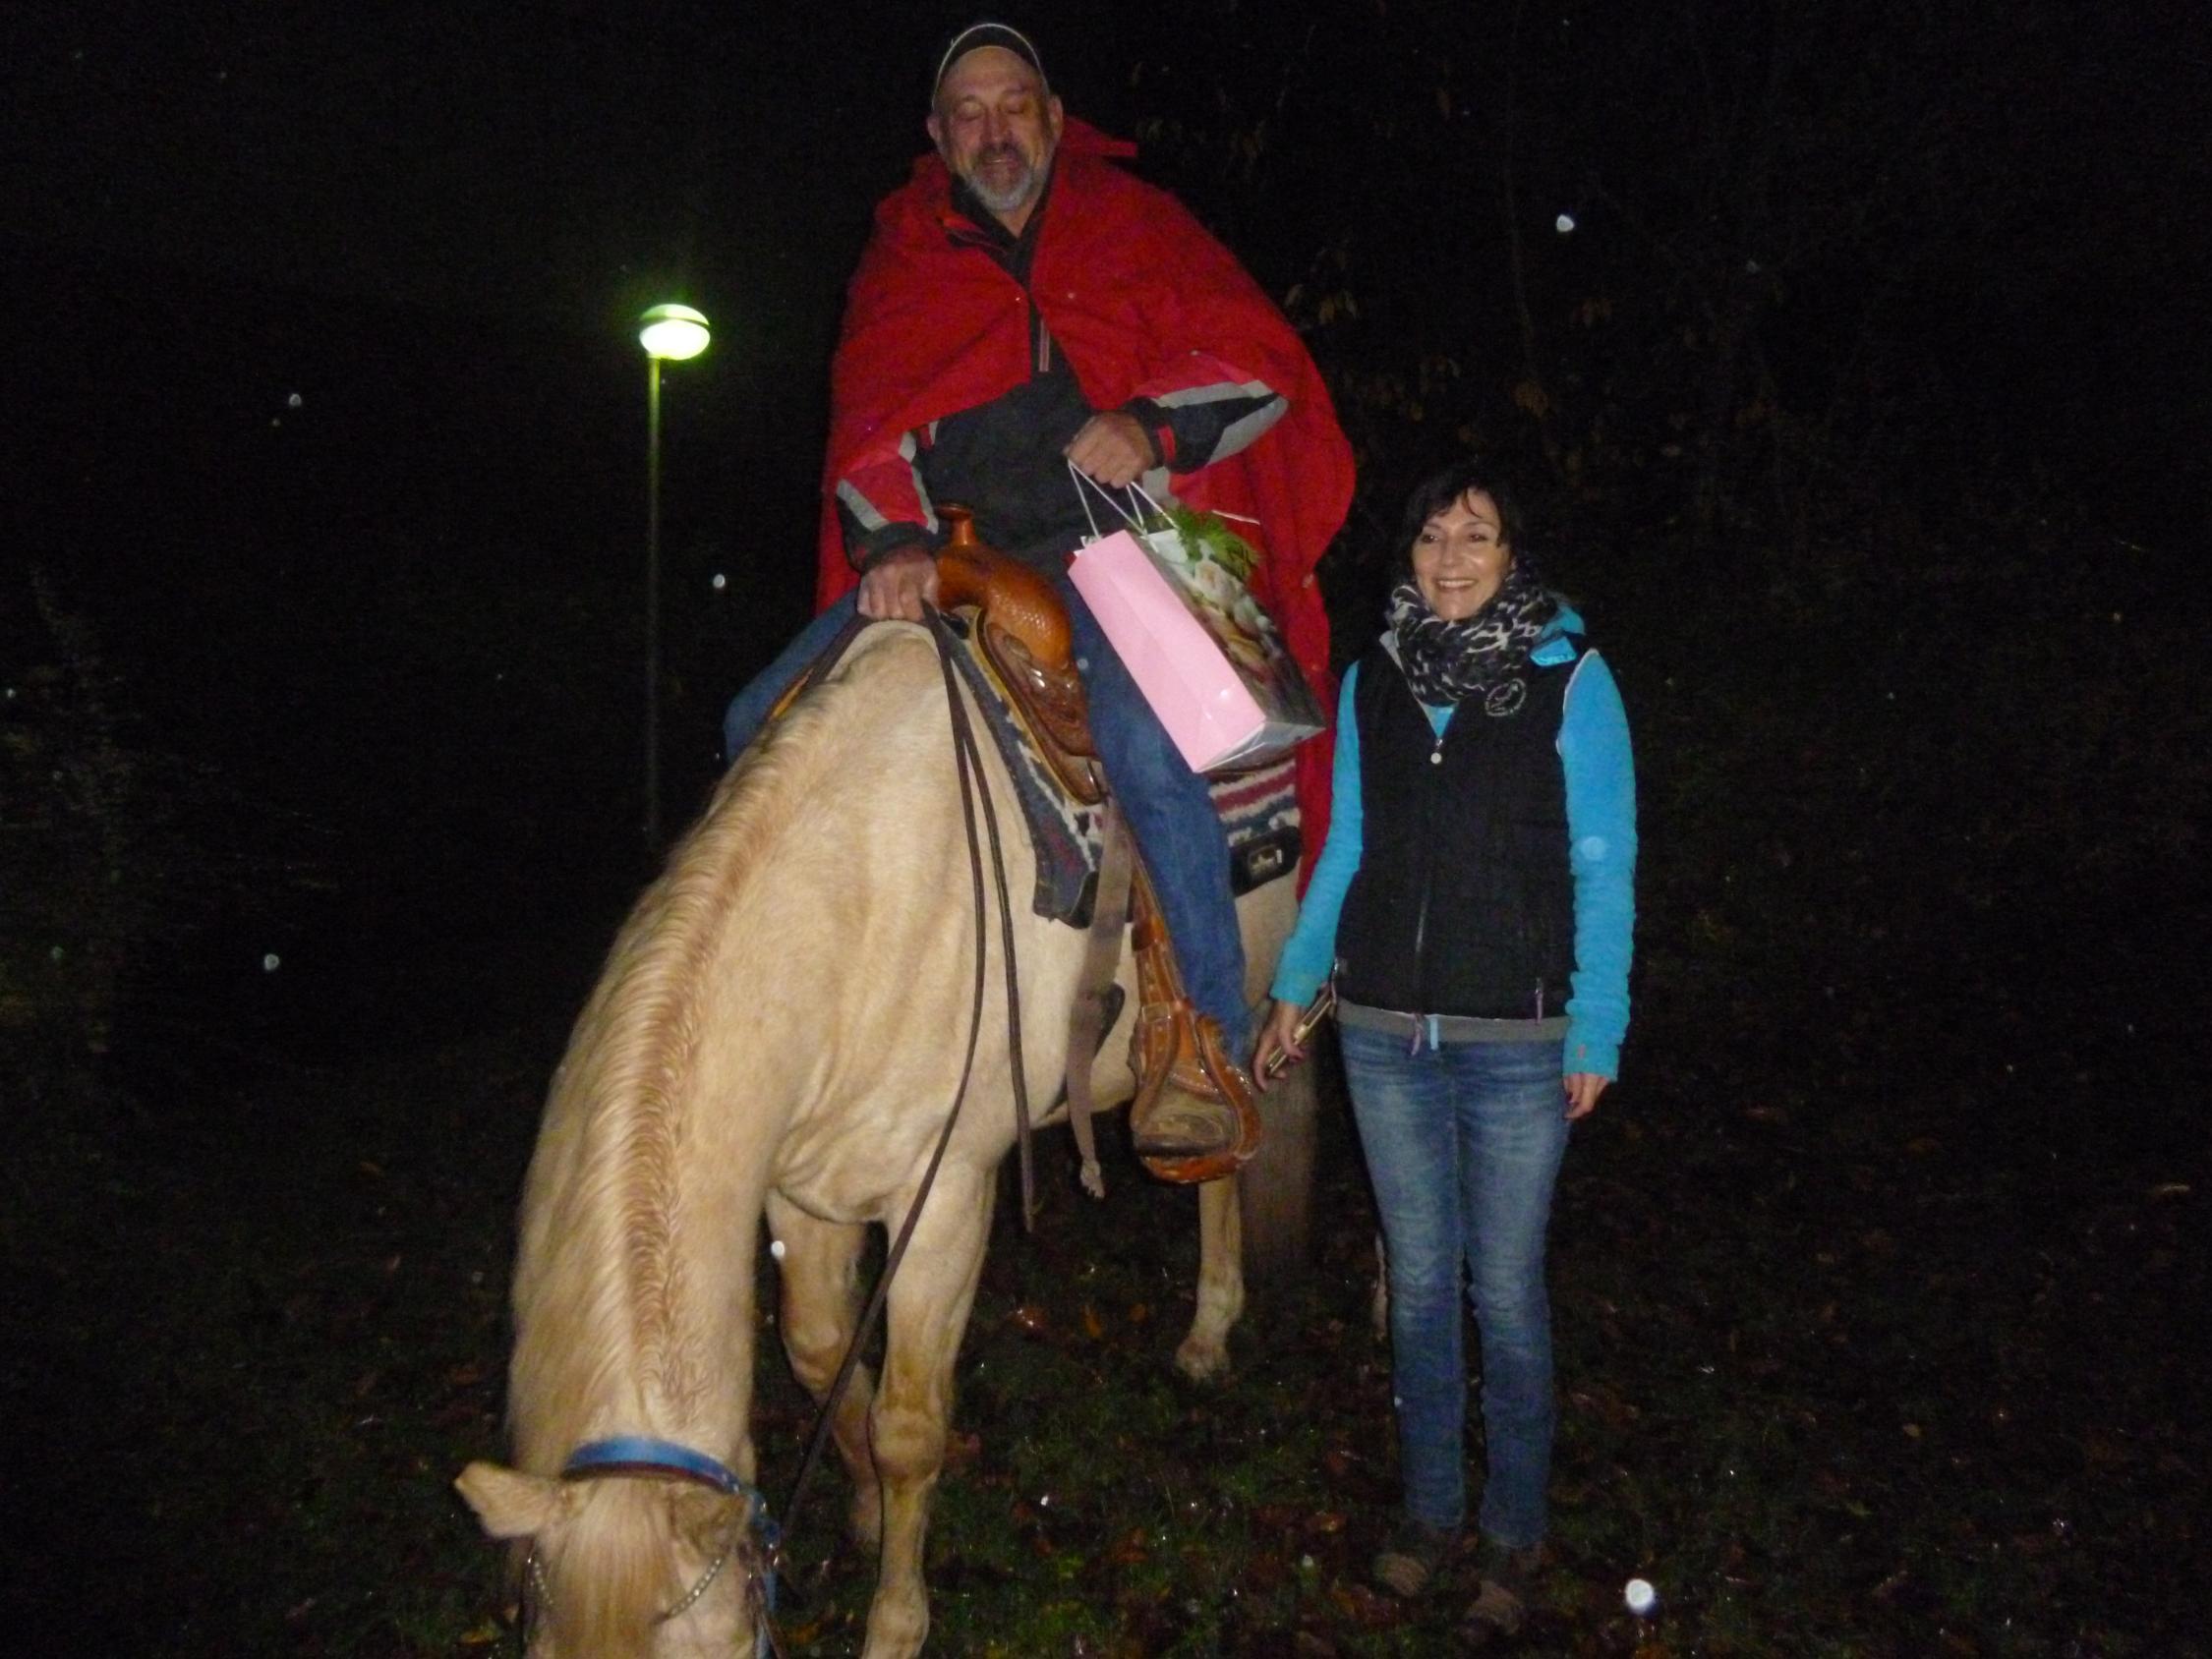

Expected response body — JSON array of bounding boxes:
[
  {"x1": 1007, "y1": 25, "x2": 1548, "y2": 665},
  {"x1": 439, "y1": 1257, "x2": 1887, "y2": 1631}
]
[{"x1": 1336, "y1": 999, "x2": 1569, "y2": 1048}]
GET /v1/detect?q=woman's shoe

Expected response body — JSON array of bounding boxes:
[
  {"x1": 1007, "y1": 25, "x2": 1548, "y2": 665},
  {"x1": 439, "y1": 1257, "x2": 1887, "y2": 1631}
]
[
  {"x1": 1458, "y1": 1539, "x2": 1545, "y2": 1646},
  {"x1": 1371, "y1": 1516, "x2": 1458, "y2": 1599}
]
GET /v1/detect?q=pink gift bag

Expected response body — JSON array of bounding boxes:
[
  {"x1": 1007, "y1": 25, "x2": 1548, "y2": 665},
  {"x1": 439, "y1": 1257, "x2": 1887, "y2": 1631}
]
[{"x1": 1069, "y1": 521, "x2": 1324, "y2": 773}]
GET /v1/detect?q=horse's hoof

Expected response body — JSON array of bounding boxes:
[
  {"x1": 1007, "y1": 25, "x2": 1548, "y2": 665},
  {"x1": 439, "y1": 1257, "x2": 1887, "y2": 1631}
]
[{"x1": 1173, "y1": 1336, "x2": 1230, "y2": 1384}]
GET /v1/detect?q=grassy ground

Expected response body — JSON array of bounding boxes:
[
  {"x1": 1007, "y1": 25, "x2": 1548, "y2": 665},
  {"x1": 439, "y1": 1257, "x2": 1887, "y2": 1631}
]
[{"x1": 9, "y1": 893, "x2": 2202, "y2": 1656}]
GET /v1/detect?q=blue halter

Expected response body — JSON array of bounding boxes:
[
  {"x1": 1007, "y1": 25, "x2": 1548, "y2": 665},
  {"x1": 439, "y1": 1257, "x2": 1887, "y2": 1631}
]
[{"x1": 564, "y1": 1437, "x2": 758, "y2": 1499}]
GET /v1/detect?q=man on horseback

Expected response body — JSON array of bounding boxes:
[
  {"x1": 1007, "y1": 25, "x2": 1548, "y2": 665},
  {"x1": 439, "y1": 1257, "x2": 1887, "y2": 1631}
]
[{"x1": 723, "y1": 21, "x2": 1353, "y2": 1168}]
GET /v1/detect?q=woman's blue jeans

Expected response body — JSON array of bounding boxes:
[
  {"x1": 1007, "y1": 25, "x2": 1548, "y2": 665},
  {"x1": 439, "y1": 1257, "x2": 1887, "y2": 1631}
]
[
  {"x1": 721, "y1": 584, "x2": 1252, "y2": 1059},
  {"x1": 1339, "y1": 1026, "x2": 1570, "y2": 1547}
]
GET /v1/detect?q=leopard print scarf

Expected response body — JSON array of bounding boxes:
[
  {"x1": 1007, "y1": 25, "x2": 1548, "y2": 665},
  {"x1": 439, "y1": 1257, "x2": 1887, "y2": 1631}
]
[{"x1": 1385, "y1": 562, "x2": 1558, "y2": 715}]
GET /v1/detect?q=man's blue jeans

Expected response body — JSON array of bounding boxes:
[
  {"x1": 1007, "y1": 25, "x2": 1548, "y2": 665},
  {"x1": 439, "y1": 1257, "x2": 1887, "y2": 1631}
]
[
  {"x1": 721, "y1": 583, "x2": 1252, "y2": 1059},
  {"x1": 1339, "y1": 1027, "x2": 1570, "y2": 1547}
]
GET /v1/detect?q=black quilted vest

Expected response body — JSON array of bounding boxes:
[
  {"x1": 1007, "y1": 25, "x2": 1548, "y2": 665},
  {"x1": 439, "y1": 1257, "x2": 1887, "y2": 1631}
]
[{"x1": 1336, "y1": 636, "x2": 1583, "y2": 1018}]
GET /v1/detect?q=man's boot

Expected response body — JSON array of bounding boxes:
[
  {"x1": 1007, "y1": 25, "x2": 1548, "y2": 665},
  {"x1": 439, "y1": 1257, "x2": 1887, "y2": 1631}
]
[
  {"x1": 1131, "y1": 1014, "x2": 1252, "y2": 1159},
  {"x1": 1127, "y1": 866, "x2": 1262, "y2": 1183},
  {"x1": 1132, "y1": 1088, "x2": 1245, "y2": 1161}
]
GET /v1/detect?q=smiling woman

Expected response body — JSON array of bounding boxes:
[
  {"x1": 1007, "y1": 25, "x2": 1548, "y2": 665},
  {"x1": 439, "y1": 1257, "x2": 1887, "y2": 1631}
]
[
  {"x1": 1411, "y1": 488, "x2": 1515, "y2": 621},
  {"x1": 1255, "y1": 455, "x2": 1637, "y2": 1641}
]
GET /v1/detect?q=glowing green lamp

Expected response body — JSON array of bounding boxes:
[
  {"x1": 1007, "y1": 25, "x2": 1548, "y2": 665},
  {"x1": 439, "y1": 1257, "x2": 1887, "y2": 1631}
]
[{"x1": 638, "y1": 302, "x2": 711, "y2": 361}]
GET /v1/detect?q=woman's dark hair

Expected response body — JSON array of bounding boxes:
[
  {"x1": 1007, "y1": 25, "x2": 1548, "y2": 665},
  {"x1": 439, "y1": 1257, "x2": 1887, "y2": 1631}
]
[{"x1": 1394, "y1": 459, "x2": 1526, "y2": 574}]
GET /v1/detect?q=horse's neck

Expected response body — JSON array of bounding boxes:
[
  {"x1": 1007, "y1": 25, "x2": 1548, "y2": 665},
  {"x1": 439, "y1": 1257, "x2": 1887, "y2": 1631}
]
[
  {"x1": 510, "y1": 818, "x2": 805, "y2": 1469},
  {"x1": 512, "y1": 1061, "x2": 769, "y2": 1470},
  {"x1": 513, "y1": 625, "x2": 1039, "y2": 1469}
]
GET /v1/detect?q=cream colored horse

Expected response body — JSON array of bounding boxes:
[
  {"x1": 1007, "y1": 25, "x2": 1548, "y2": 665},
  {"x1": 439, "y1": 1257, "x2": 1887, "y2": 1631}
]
[{"x1": 457, "y1": 620, "x2": 1314, "y2": 1657}]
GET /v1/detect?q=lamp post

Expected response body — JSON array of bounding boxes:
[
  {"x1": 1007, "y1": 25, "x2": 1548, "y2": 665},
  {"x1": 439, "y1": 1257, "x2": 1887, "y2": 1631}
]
[{"x1": 637, "y1": 302, "x2": 710, "y2": 850}]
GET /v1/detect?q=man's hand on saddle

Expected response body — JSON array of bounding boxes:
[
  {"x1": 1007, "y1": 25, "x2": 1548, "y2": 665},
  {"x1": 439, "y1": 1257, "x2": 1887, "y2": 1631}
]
[
  {"x1": 1252, "y1": 997, "x2": 1310, "y2": 1090},
  {"x1": 856, "y1": 543, "x2": 941, "y2": 621},
  {"x1": 1064, "y1": 411, "x2": 1156, "y2": 490}
]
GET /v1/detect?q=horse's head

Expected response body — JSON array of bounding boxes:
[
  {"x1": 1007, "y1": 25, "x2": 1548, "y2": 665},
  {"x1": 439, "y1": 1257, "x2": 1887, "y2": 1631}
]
[{"x1": 457, "y1": 1459, "x2": 772, "y2": 1658}]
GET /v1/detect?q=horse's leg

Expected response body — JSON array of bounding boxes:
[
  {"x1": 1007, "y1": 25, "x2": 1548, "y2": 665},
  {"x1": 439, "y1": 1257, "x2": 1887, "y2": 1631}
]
[
  {"x1": 1176, "y1": 1176, "x2": 1246, "y2": 1381},
  {"x1": 1172, "y1": 1051, "x2": 1320, "y2": 1380},
  {"x1": 764, "y1": 1193, "x2": 882, "y2": 1548},
  {"x1": 862, "y1": 1163, "x2": 993, "y2": 1659}
]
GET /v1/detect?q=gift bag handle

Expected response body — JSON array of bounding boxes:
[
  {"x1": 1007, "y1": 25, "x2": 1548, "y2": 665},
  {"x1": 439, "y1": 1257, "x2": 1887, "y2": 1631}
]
[
  {"x1": 1068, "y1": 460, "x2": 1170, "y2": 543},
  {"x1": 1068, "y1": 460, "x2": 1268, "y2": 544}
]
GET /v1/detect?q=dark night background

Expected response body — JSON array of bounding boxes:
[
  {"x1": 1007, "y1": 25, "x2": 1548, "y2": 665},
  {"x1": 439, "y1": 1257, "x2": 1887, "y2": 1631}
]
[{"x1": 5, "y1": 1, "x2": 2209, "y2": 1654}]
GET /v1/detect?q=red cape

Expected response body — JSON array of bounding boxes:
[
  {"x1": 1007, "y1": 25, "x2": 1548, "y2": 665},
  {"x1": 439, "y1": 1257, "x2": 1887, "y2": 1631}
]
[{"x1": 817, "y1": 120, "x2": 1355, "y2": 867}]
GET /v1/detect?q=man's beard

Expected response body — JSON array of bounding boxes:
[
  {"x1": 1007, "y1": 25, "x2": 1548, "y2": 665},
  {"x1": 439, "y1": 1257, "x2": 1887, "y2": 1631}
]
[{"x1": 961, "y1": 142, "x2": 1046, "y2": 216}]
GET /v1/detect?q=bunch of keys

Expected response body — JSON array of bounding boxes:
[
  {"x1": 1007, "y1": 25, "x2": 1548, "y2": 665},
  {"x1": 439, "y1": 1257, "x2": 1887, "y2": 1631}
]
[{"x1": 1259, "y1": 982, "x2": 1337, "y2": 1081}]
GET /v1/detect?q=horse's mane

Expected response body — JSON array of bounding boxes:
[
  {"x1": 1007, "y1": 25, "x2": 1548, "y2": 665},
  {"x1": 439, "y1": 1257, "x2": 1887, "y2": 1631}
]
[{"x1": 508, "y1": 627, "x2": 945, "y2": 1473}]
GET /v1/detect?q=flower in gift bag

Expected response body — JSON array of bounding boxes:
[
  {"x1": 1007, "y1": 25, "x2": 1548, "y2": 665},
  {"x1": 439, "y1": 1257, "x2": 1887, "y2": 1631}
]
[
  {"x1": 1189, "y1": 556, "x2": 1243, "y2": 611},
  {"x1": 1161, "y1": 505, "x2": 1261, "y2": 582}
]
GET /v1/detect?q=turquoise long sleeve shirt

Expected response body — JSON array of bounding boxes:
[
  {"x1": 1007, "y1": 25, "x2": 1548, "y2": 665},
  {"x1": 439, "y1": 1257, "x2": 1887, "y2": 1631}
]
[{"x1": 1270, "y1": 611, "x2": 1638, "y2": 1077}]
